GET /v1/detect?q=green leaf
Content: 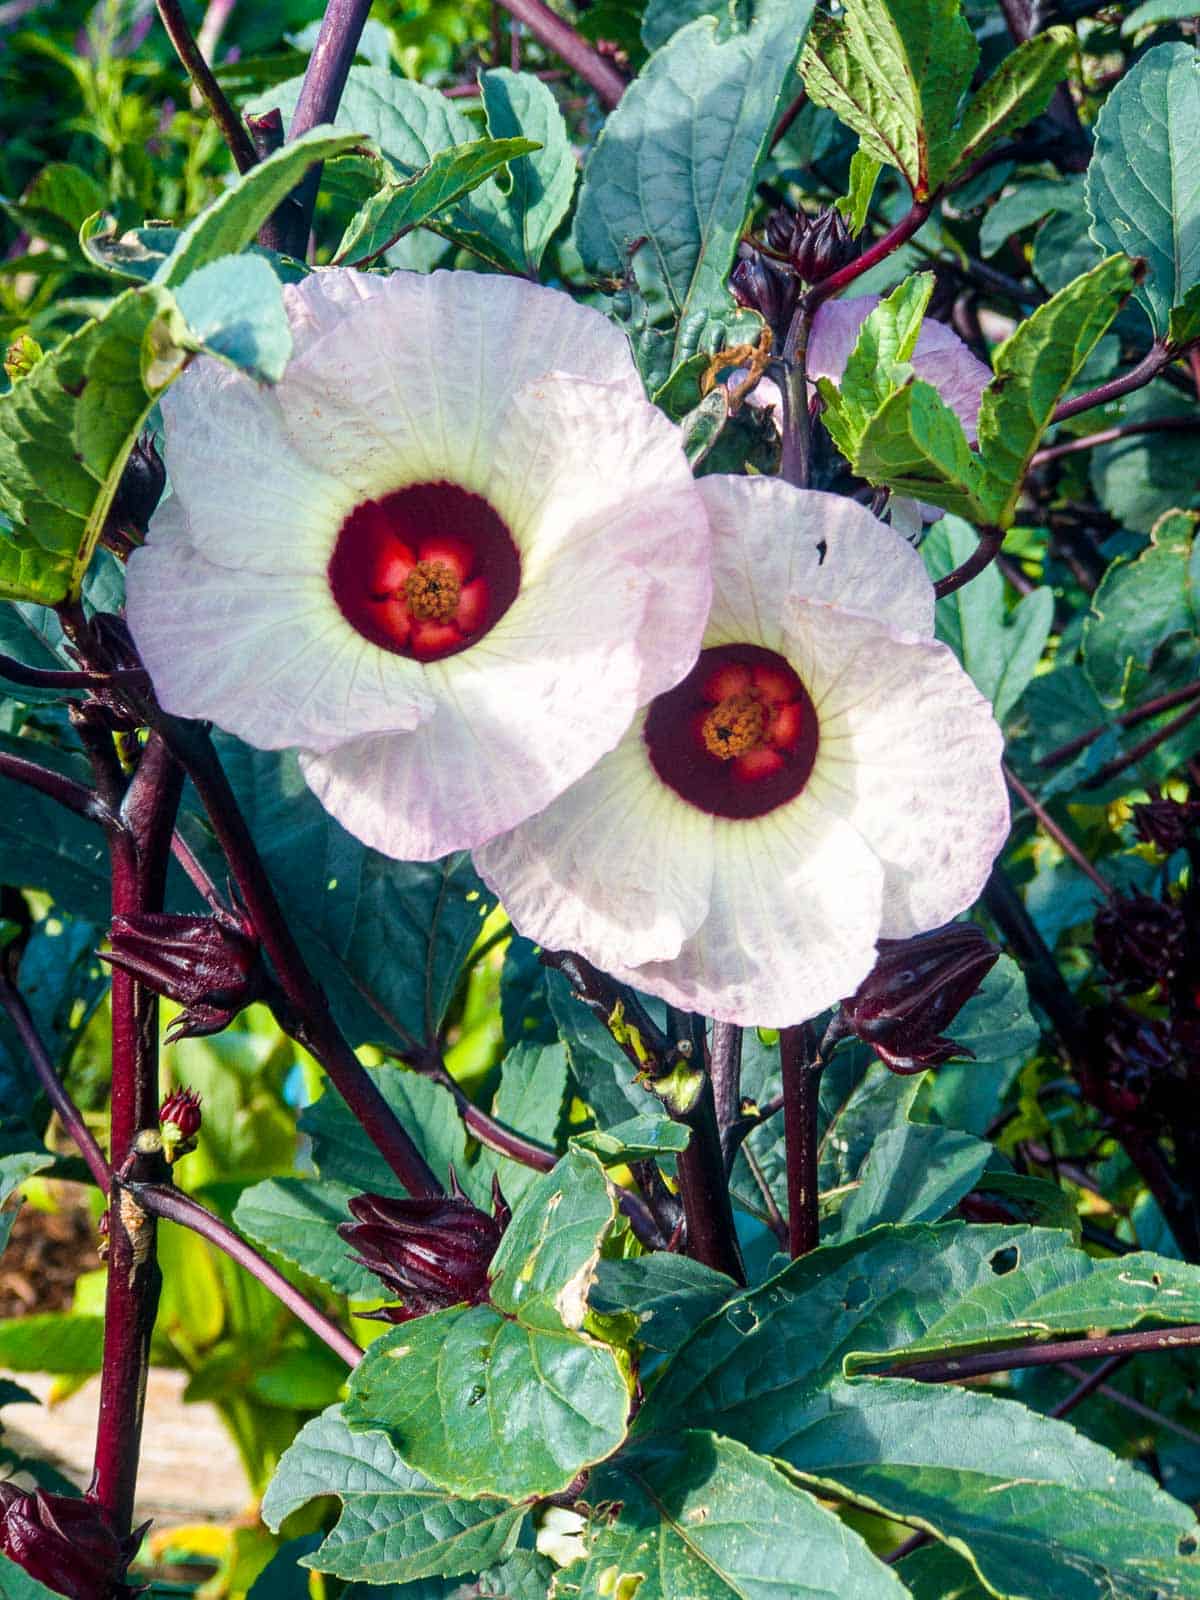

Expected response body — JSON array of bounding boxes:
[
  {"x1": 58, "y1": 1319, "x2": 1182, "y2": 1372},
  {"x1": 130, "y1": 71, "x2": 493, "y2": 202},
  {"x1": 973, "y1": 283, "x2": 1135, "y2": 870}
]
[
  {"x1": 233, "y1": 1178, "x2": 380, "y2": 1297},
  {"x1": 800, "y1": 0, "x2": 978, "y2": 198},
  {"x1": 975, "y1": 253, "x2": 1137, "y2": 526},
  {"x1": 948, "y1": 27, "x2": 1075, "y2": 179},
  {"x1": 250, "y1": 69, "x2": 575, "y2": 276},
  {"x1": 823, "y1": 1122, "x2": 991, "y2": 1245},
  {"x1": 0, "y1": 738, "x2": 110, "y2": 916},
  {"x1": 1089, "y1": 387, "x2": 1200, "y2": 532},
  {"x1": 978, "y1": 175, "x2": 1081, "y2": 259},
  {"x1": 0, "y1": 162, "x2": 106, "y2": 261},
  {"x1": 572, "y1": 1114, "x2": 690, "y2": 1165},
  {"x1": 641, "y1": 0, "x2": 740, "y2": 53},
  {"x1": 261, "y1": 1405, "x2": 525, "y2": 1583},
  {"x1": 344, "y1": 1302, "x2": 629, "y2": 1501},
  {"x1": 174, "y1": 253, "x2": 293, "y2": 383},
  {"x1": 0, "y1": 285, "x2": 188, "y2": 602},
  {"x1": 820, "y1": 273, "x2": 936, "y2": 458},
  {"x1": 849, "y1": 380, "x2": 987, "y2": 518},
  {"x1": 1083, "y1": 508, "x2": 1198, "y2": 706},
  {"x1": 589, "y1": 1253, "x2": 735, "y2": 1354},
  {"x1": 0, "y1": 1313, "x2": 104, "y2": 1373},
  {"x1": 177, "y1": 738, "x2": 494, "y2": 1054},
  {"x1": 923, "y1": 515, "x2": 1054, "y2": 719},
  {"x1": 475, "y1": 1041, "x2": 567, "y2": 1206},
  {"x1": 545, "y1": 971, "x2": 654, "y2": 1130},
  {"x1": 335, "y1": 138, "x2": 540, "y2": 266},
  {"x1": 1169, "y1": 281, "x2": 1200, "y2": 347},
  {"x1": 638, "y1": 1224, "x2": 1200, "y2": 1599},
  {"x1": 1085, "y1": 42, "x2": 1200, "y2": 339},
  {"x1": 301, "y1": 1067, "x2": 477, "y2": 1201},
  {"x1": 575, "y1": 0, "x2": 815, "y2": 367},
  {"x1": 558, "y1": 1431, "x2": 906, "y2": 1599},
  {"x1": 897, "y1": 1544, "x2": 991, "y2": 1600},
  {"x1": 488, "y1": 1150, "x2": 616, "y2": 1332},
  {"x1": 836, "y1": 148, "x2": 883, "y2": 235},
  {"x1": 154, "y1": 127, "x2": 366, "y2": 285}
]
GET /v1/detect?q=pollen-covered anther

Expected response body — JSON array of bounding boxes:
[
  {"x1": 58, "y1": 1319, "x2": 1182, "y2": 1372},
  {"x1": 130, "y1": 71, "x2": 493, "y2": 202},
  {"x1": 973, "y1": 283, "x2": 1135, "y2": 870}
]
[
  {"x1": 404, "y1": 560, "x2": 462, "y2": 621},
  {"x1": 703, "y1": 692, "x2": 767, "y2": 759}
]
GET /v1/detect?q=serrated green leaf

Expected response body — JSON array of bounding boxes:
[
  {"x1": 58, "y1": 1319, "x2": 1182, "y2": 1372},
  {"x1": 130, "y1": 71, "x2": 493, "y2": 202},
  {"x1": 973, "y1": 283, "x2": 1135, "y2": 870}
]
[
  {"x1": 344, "y1": 1302, "x2": 629, "y2": 1501},
  {"x1": 489, "y1": 1150, "x2": 616, "y2": 1332},
  {"x1": 849, "y1": 379, "x2": 987, "y2": 518},
  {"x1": 800, "y1": 0, "x2": 977, "y2": 198},
  {"x1": 1085, "y1": 42, "x2": 1200, "y2": 338},
  {"x1": 975, "y1": 253, "x2": 1136, "y2": 525},
  {"x1": 949, "y1": 27, "x2": 1074, "y2": 179},
  {"x1": 335, "y1": 138, "x2": 540, "y2": 266},
  {"x1": 1083, "y1": 508, "x2": 1198, "y2": 706},
  {"x1": 558, "y1": 1431, "x2": 905, "y2": 1599},
  {"x1": 262, "y1": 1405, "x2": 525, "y2": 1583},
  {"x1": 837, "y1": 148, "x2": 883, "y2": 235},
  {"x1": 154, "y1": 127, "x2": 366, "y2": 285},
  {"x1": 0, "y1": 1553, "x2": 65, "y2": 1600},
  {"x1": 575, "y1": 0, "x2": 815, "y2": 368},
  {"x1": 250, "y1": 69, "x2": 574, "y2": 276},
  {"x1": 0, "y1": 285, "x2": 187, "y2": 602},
  {"x1": 233, "y1": 1178, "x2": 380, "y2": 1297},
  {"x1": 475, "y1": 1041, "x2": 567, "y2": 1206},
  {"x1": 589, "y1": 1253, "x2": 735, "y2": 1355},
  {"x1": 923, "y1": 515, "x2": 1055, "y2": 719},
  {"x1": 824, "y1": 1123, "x2": 990, "y2": 1245},
  {"x1": 820, "y1": 273, "x2": 936, "y2": 458},
  {"x1": 301, "y1": 1067, "x2": 476, "y2": 1201},
  {"x1": 637, "y1": 1223, "x2": 1200, "y2": 1599},
  {"x1": 0, "y1": 162, "x2": 106, "y2": 259},
  {"x1": 174, "y1": 253, "x2": 293, "y2": 383}
]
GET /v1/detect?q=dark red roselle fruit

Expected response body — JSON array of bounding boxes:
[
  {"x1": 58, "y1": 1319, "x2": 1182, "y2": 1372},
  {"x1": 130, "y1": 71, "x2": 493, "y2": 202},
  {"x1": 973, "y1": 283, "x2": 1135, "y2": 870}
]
[
  {"x1": 841, "y1": 922, "x2": 1000, "y2": 1073},
  {"x1": 1093, "y1": 893, "x2": 1186, "y2": 990},
  {"x1": 339, "y1": 1173, "x2": 510, "y2": 1323},
  {"x1": 103, "y1": 907, "x2": 265, "y2": 1041},
  {"x1": 0, "y1": 1486, "x2": 144, "y2": 1600}
]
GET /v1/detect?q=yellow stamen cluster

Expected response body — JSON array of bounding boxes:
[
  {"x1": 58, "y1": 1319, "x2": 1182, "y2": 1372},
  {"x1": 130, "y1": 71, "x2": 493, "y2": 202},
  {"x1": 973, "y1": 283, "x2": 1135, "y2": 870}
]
[{"x1": 702, "y1": 692, "x2": 766, "y2": 760}]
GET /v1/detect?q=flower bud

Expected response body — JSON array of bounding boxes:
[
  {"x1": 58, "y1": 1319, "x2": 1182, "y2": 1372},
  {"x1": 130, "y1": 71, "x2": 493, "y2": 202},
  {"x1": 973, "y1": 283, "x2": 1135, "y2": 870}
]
[
  {"x1": 1093, "y1": 893, "x2": 1186, "y2": 990},
  {"x1": 3, "y1": 334, "x2": 43, "y2": 385},
  {"x1": 159, "y1": 1086, "x2": 202, "y2": 1160},
  {"x1": 103, "y1": 907, "x2": 265, "y2": 1041},
  {"x1": 1084, "y1": 1006, "x2": 1174, "y2": 1124},
  {"x1": 841, "y1": 923, "x2": 999, "y2": 1074},
  {"x1": 764, "y1": 205, "x2": 858, "y2": 285},
  {"x1": 729, "y1": 246, "x2": 797, "y2": 333},
  {"x1": 106, "y1": 434, "x2": 166, "y2": 542},
  {"x1": 338, "y1": 1174, "x2": 510, "y2": 1324},
  {"x1": 1133, "y1": 798, "x2": 1200, "y2": 856},
  {"x1": 0, "y1": 1486, "x2": 142, "y2": 1600}
]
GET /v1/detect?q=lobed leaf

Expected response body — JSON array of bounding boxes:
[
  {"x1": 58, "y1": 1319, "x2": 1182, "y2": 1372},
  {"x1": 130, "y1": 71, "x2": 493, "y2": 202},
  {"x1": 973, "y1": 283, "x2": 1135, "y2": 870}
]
[{"x1": 949, "y1": 27, "x2": 1075, "y2": 179}]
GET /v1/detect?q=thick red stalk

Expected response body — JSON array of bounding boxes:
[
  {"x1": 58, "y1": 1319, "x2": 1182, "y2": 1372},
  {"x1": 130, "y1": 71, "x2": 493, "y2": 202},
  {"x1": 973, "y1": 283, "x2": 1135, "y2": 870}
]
[{"x1": 780, "y1": 1024, "x2": 822, "y2": 1257}]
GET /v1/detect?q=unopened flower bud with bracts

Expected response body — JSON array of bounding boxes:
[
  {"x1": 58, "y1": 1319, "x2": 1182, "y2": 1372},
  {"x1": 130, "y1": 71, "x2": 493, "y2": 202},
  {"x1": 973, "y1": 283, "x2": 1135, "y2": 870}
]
[
  {"x1": 106, "y1": 433, "x2": 166, "y2": 544},
  {"x1": 338, "y1": 1173, "x2": 510, "y2": 1324},
  {"x1": 841, "y1": 923, "x2": 999, "y2": 1074},
  {"x1": 1133, "y1": 798, "x2": 1200, "y2": 856},
  {"x1": 0, "y1": 1485, "x2": 144, "y2": 1600},
  {"x1": 159, "y1": 1086, "x2": 202, "y2": 1161},
  {"x1": 729, "y1": 245, "x2": 799, "y2": 334},
  {"x1": 1093, "y1": 892, "x2": 1186, "y2": 990},
  {"x1": 763, "y1": 205, "x2": 858, "y2": 285},
  {"x1": 102, "y1": 906, "x2": 265, "y2": 1041}
]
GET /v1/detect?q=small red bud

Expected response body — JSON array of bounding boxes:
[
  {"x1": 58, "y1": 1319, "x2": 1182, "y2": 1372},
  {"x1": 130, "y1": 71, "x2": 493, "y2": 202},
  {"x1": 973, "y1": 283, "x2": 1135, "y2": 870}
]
[{"x1": 160, "y1": 1087, "x2": 202, "y2": 1140}]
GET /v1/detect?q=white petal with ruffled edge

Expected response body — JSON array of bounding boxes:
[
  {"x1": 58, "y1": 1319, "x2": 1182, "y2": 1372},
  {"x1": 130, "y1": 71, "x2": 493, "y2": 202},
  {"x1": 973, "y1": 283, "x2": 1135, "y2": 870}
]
[
  {"x1": 474, "y1": 719, "x2": 713, "y2": 969},
  {"x1": 698, "y1": 475, "x2": 934, "y2": 642},
  {"x1": 788, "y1": 600, "x2": 1009, "y2": 937},
  {"x1": 808, "y1": 294, "x2": 991, "y2": 440},
  {"x1": 126, "y1": 503, "x2": 434, "y2": 753}
]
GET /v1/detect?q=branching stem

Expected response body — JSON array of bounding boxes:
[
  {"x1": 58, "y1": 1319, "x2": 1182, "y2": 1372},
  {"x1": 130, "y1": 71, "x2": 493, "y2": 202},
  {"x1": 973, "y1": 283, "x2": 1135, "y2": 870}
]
[{"x1": 154, "y1": 0, "x2": 257, "y2": 172}]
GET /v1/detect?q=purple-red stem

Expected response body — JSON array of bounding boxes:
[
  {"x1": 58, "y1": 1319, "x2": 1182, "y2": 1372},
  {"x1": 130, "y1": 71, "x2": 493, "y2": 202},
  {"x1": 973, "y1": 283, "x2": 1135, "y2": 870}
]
[
  {"x1": 92, "y1": 733, "x2": 184, "y2": 1536},
  {"x1": 933, "y1": 528, "x2": 1005, "y2": 600},
  {"x1": 804, "y1": 200, "x2": 934, "y2": 313},
  {"x1": 491, "y1": 0, "x2": 625, "y2": 107},
  {"x1": 1036, "y1": 678, "x2": 1200, "y2": 770},
  {"x1": 277, "y1": 0, "x2": 375, "y2": 258},
  {"x1": 673, "y1": 1073, "x2": 746, "y2": 1283},
  {"x1": 0, "y1": 748, "x2": 111, "y2": 825},
  {"x1": 155, "y1": 716, "x2": 441, "y2": 1198},
  {"x1": 780, "y1": 1024, "x2": 821, "y2": 1257},
  {"x1": 1004, "y1": 763, "x2": 1112, "y2": 897},
  {"x1": 132, "y1": 1182, "x2": 362, "y2": 1367},
  {"x1": 1082, "y1": 697, "x2": 1200, "y2": 791},
  {"x1": 0, "y1": 972, "x2": 110, "y2": 1193},
  {"x1": 883, "y1": 1323, "x2": 1200, "y2": 1383},
  {"x1": 1032, "y1": 415, "x2": 1200, "y2": 467},
  {"x1": 1051, "y1": 343, "x2": 1174, "y2": 425},
  {"x1": 709, "y1": 1021, "x2": 743, "y2": 1166},
  {"x1": 155, "y1": 0, "x2": 257, "y2": 172}
]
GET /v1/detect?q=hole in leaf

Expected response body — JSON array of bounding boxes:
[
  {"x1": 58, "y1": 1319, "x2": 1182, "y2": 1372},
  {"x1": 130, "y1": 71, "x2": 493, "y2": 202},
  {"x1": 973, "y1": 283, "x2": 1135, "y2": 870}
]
[{"x1": 989, "y1": 1246, "x2": 1019, "y2": 1276}]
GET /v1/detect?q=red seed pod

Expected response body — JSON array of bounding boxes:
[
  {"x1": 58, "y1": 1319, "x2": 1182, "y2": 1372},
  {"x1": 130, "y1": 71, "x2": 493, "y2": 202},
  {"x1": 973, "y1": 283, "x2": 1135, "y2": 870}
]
[
  {"x1": 338, "y1": 1174, "x2": 510, "y2": 1324},
  {"x1": 1133, "y1": 798, "x2": 1200, "y2": 856},
  {"x1": 0, "y1": 1486, "x2": 143, "y2": 1600},
  {"x1": 103, "y1": 907, "x2": 264, "y2": 1041},
  {"x1": 764, "y1": 205, "x2": 858, "y2": 285},
  {"x1": 1093, "y1": 892, "x2": 1186, "y2": 990},
  {"x1": 841, "y1": 923, "x2": 999, "y2": 1074}
]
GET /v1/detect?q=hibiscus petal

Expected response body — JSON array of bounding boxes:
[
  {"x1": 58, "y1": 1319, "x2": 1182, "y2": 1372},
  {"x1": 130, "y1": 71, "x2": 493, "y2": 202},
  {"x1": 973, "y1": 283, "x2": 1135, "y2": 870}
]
[{"x1": 788, "y1": 600, "x2": 1009, "y2": 938}]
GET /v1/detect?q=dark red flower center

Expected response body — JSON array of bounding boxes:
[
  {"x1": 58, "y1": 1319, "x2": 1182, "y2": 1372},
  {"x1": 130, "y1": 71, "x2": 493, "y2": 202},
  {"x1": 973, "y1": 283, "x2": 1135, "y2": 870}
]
[
  {"x1": 644, "y1": 643, "x2": 819, "y2": 819},
  {"x1": 329, "y1": 482, "x2": 521, "y2": 662}
]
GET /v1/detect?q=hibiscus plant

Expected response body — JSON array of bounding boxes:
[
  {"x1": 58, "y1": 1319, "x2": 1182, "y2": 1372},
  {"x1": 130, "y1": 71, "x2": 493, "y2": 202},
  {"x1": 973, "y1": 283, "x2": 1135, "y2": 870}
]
[{"x1": 2, "y1": 0, "x2": 1200, "y2": 1595}]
